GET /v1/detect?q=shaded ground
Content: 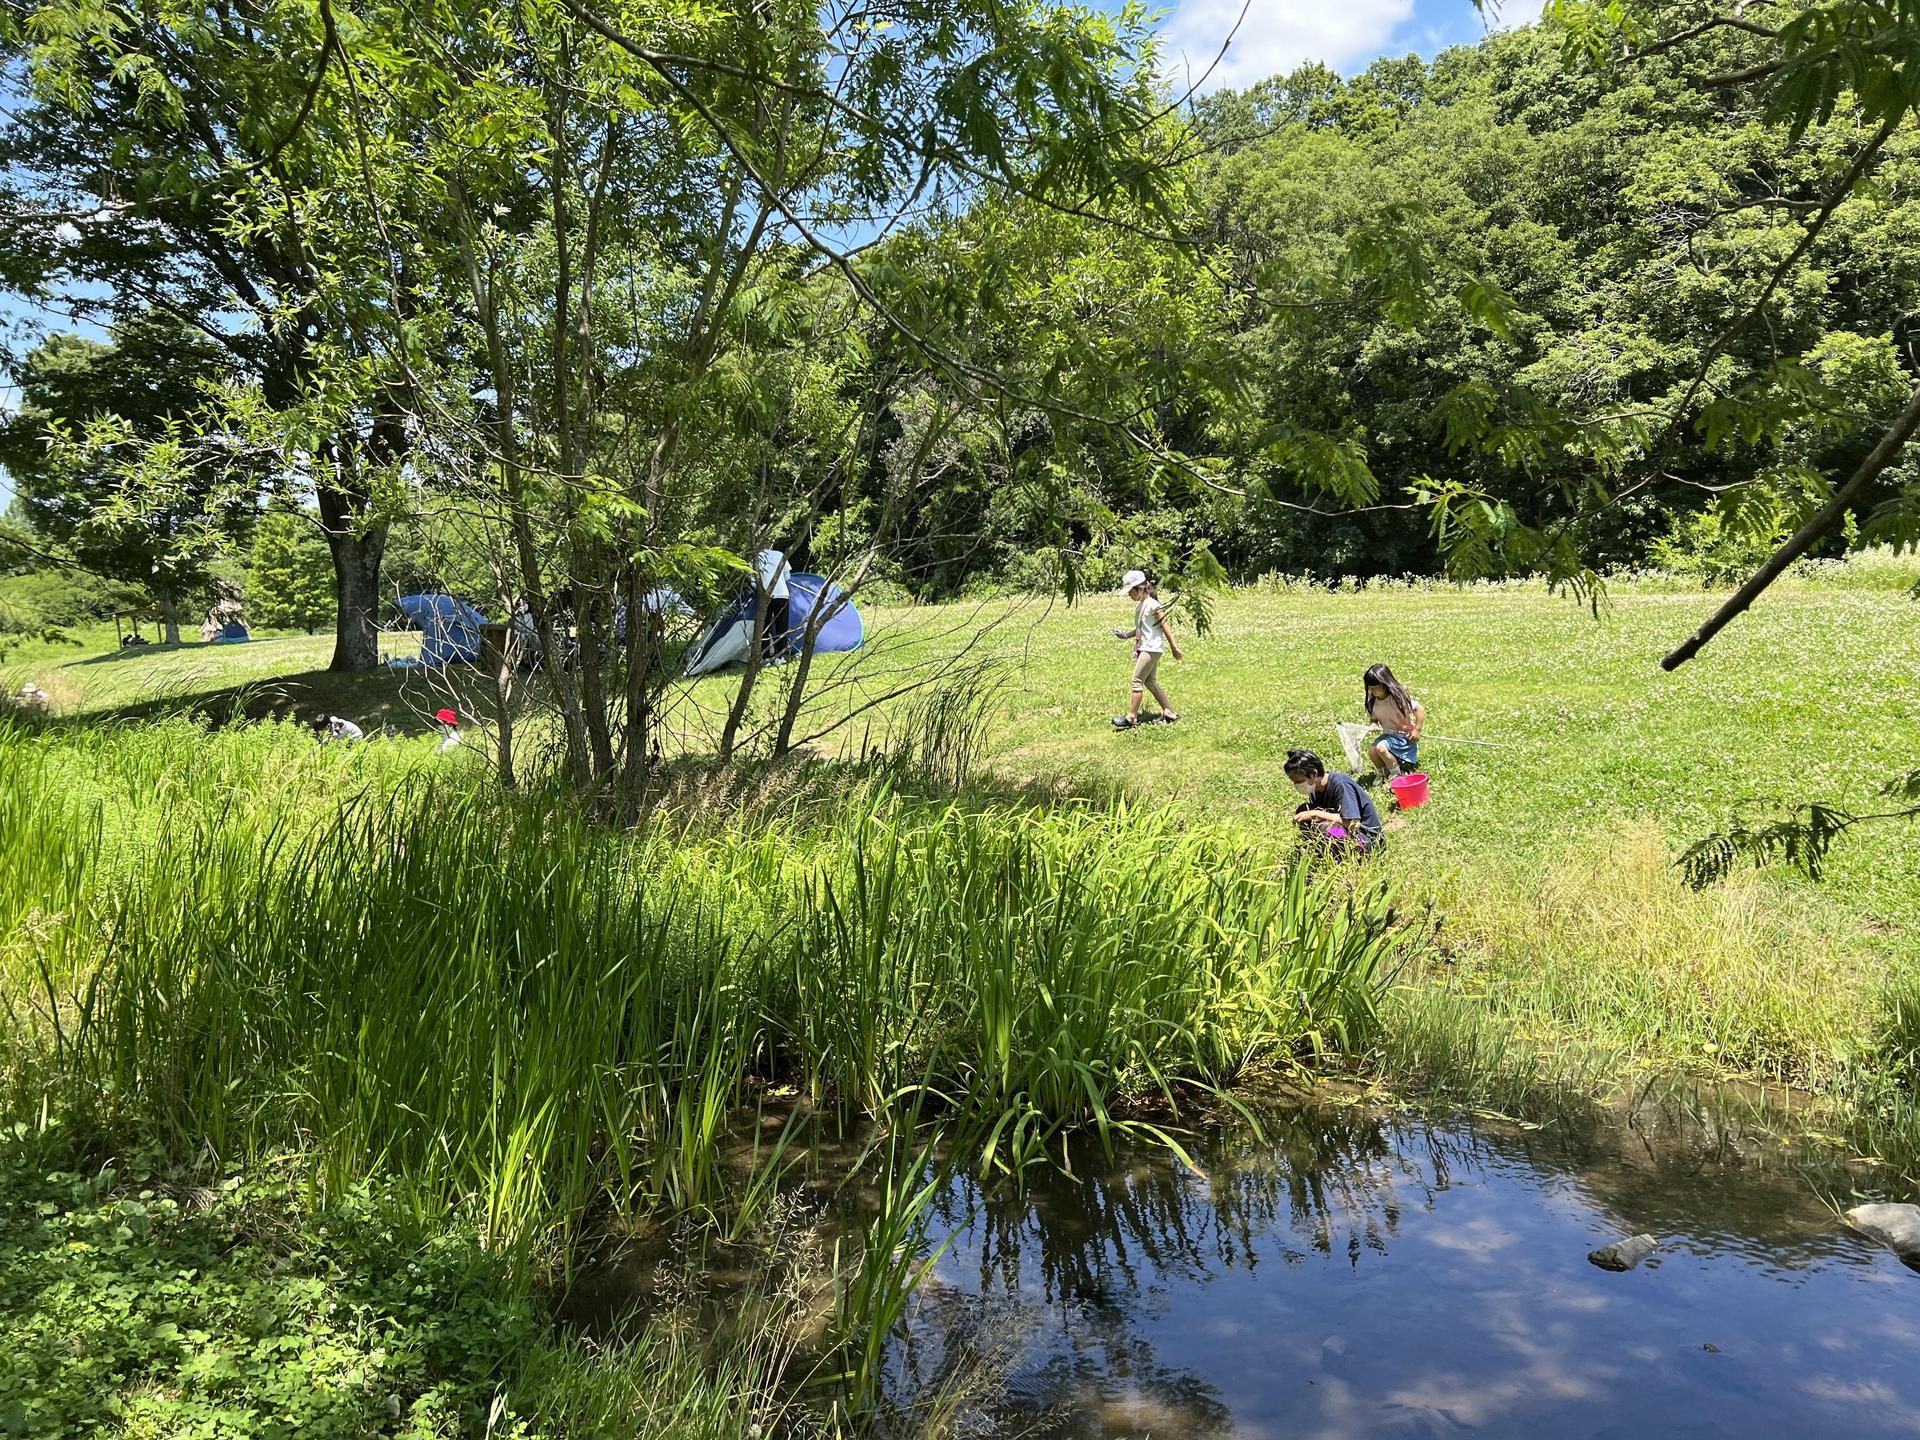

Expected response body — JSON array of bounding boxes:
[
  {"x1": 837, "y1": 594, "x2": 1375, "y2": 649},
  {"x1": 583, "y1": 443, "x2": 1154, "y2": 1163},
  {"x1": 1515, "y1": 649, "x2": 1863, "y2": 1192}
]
[{"x1": 2, "y1": 630, "x2": 501, "y2": 735}]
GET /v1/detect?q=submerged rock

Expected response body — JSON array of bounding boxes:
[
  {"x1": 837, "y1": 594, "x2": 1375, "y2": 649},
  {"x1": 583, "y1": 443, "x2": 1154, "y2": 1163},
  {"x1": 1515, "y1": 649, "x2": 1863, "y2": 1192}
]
[
  {"x1": 1845, "y1": 1203, "x2": 1920, "y2": 1272},
  {"x1": 1588, "y1": 1234, "x2": 1659, "y2": 1272}
]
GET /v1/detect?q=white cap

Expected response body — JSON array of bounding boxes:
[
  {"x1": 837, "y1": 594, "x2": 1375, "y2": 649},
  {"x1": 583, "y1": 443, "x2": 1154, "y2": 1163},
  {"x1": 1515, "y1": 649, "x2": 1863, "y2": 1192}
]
[{"x1": 1119, "y1": 569, "x2": 1148, "y2": 593}]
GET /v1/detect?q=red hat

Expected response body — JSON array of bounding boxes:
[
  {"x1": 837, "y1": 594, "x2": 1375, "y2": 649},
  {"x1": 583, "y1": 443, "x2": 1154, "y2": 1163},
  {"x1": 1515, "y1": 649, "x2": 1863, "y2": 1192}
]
[{"x1": 435, "y1": 708, "x2": 459, "y2": 725}]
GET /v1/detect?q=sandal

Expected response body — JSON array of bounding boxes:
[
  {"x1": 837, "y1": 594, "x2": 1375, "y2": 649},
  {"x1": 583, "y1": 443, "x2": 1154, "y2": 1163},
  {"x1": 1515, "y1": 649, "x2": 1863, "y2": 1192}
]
[{"x1": 1111, "y1": 715, "x2": 1139, "y2": 730}]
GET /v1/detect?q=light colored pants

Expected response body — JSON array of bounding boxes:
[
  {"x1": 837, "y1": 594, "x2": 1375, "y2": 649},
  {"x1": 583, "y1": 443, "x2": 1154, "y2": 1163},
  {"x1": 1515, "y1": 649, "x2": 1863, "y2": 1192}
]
[{"x1": 1131, "y1": 650, "x2": 1171, "y2": 708}]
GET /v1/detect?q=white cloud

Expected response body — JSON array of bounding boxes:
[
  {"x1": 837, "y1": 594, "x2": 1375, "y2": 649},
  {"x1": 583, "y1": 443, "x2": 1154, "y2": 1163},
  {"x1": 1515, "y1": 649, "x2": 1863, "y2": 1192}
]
[
  {"x1": 1484, "y1": 1, "x2": 1537, "y2": 32},
  {"x1": 1160, "y1": 0, "x2": 1419, "y2": 93}
]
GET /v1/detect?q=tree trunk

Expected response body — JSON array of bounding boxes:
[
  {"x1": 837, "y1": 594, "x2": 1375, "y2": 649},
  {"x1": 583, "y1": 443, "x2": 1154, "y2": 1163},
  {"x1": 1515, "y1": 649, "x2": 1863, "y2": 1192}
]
[
  {"x1": 574, "y1": 580, "x2": 617, "y2": 782},
  {"x1": 716, "y1": 583, "x2": 770, "y2": 765},
  {"x1": 158, "y1": 591, "x2": 181, "y2": 646},
  {"x1": 328, "y1": 527, "x2": 387, "y2": 672},
  {"x1": 493, "y1": 594, "x2": 519, "y2": 792}
]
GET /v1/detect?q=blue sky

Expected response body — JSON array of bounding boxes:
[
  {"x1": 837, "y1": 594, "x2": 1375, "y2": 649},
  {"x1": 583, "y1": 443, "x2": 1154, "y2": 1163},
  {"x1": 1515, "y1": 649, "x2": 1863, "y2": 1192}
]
[{"x1": 1155, "y1": 0, "x2": 1524, "y2": 91}]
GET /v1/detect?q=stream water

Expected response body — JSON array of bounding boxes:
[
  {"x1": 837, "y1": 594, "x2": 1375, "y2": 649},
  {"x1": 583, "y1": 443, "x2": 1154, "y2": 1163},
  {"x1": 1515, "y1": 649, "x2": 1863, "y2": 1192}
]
[{"x1": 570, "y1": 1091, "x2": 1920, "y2": 1438}]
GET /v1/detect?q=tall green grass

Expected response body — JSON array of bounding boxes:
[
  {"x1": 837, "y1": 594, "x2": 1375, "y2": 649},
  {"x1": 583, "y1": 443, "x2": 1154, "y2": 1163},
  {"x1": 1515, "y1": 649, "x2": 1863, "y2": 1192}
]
[{"x1": 0, "y1": 721, "x2": 1402, "y2": 1271}]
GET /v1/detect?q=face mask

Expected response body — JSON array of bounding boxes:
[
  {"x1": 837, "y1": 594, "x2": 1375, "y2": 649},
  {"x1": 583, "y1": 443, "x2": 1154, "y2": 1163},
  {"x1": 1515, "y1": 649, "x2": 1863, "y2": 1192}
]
[{"x1": 1292, "y1": 779, "x2": 1313, "y2": 796}]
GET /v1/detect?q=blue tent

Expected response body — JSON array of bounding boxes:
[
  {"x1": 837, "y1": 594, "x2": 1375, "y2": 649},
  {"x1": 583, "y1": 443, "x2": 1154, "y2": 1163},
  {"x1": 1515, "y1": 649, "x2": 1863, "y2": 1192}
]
[
  {"x1": 683, "y1": 572, "x2": 863, "y2": 676},
  {"x1": 394, "y1": 593, "x2": 487, "y2": 667},
  {"x1": 789, "y1": 573, "x2": 863, "y2": 652},
  {"x1": 211, "y1": 619, "x2": 250, "y2": 644}
]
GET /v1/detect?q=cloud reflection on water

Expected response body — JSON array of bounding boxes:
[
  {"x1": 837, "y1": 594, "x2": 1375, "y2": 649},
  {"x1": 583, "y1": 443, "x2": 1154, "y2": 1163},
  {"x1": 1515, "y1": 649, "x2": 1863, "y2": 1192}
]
[{"x1": 892, "y1": 1094, "x2": 1918, "y2": 1439}]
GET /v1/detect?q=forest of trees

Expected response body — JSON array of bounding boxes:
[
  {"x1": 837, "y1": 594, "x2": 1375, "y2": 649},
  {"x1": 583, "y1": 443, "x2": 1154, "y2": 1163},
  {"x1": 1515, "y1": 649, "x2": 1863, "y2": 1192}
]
[
  {"x1": 1, "y1": 0, "x2": 1916, "y2": 787},
  {"x1": 824, "y1": 23, "x2": 1920, "y2": 591}
]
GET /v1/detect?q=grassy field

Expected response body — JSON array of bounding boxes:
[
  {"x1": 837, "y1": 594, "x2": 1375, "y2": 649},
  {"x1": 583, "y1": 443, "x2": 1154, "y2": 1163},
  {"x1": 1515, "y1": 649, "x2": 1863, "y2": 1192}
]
[
  {"x1": 946, "y1": 572, "x2": 1920, "y2": 1094},
  {"x1": 9, "y1": 564, "x2": 1919, "y2": 1101}
]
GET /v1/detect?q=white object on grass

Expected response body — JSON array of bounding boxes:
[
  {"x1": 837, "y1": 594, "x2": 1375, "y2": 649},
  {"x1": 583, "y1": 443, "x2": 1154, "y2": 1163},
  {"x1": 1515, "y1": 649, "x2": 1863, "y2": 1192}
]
[
  {"x1": 1336, "y1": 723, "x2": 1509, "y2": 768},
  {"x1": 1335, "y1": 722, "x2": 1372, "y2": 771}
]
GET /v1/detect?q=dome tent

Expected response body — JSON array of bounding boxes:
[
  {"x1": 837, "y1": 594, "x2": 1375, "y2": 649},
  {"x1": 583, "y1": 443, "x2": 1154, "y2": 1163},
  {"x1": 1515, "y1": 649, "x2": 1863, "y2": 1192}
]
[
  {"x1": 683, "y1": 573, "x2": 863, "y2": 676},
  {"x1": 393, "y1": 594, "x2": 487, "y2": 667}
]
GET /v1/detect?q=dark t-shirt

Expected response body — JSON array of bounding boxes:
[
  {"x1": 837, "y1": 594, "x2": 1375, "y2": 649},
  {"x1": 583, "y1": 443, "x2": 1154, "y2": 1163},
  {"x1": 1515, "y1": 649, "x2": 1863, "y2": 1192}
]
[{"x1": 1298, "y1": 771, "x2": 1382, "y2": 839}]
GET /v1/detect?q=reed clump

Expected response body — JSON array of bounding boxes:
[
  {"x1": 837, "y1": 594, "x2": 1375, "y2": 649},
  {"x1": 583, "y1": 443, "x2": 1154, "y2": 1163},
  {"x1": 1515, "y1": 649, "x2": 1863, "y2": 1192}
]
[{"x1": 0, "y1": 719, "x2": 1403, "y2": 1268}]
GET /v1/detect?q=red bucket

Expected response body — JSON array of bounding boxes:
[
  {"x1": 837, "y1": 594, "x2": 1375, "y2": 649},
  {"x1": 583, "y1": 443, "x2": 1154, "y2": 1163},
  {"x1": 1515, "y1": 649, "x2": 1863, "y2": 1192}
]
[{"x1": 1388, "y1": 772, "x2": 1429, "y2": 809}]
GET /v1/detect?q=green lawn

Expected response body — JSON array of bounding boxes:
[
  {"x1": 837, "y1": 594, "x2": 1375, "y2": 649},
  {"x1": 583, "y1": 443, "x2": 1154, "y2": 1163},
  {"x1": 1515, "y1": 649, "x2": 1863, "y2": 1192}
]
[
  {"x1": 0, "y1": 625, "x2": 479, "y2": 734},
  {"x1": 936, "y1": 574, "x2": 1919, "y2": 1088},
  {"x1": 957, "y1": 582, "x2": 1901, "y2": 849},
  {"x1": 9, "y1": 568, "x2": 1918, "y2": 1092},
  {"x1": 955, "y1": 577, "x2": 1917, "y2": 933}
]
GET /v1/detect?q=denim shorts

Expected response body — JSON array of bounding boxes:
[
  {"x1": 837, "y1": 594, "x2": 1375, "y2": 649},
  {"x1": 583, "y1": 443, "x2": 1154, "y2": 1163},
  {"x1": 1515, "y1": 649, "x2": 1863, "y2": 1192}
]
[{"x1": 1378, "y1": 732, "x2": 1418, "y2": 768}]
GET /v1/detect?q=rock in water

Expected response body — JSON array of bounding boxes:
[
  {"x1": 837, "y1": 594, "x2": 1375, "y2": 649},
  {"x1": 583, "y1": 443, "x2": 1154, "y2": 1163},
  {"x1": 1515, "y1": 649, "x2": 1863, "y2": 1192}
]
[
  {"x1": 1589, "y1": 1234, "x2": 1659, "y2": 1272},
  {"x1": 1845, "y1": 1203, "x2": 1920, "y2": 1271}
]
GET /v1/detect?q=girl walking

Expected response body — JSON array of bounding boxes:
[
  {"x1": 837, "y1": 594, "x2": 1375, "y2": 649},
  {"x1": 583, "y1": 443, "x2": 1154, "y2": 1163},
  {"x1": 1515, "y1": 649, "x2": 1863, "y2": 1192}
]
[{"x1": 1112, "y1": 569, "x2": 1182, "y2": 729}]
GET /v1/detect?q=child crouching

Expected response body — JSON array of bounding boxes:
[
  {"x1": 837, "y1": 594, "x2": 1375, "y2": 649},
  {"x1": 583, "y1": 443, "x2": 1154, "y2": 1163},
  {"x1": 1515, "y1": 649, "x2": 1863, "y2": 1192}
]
[
  {"x1": 1287, "y1": 747, "x2": 1382, "y2": 856},
  {"x1": 1362, "y1": 663, "x2": 1424, "y2": 777}
]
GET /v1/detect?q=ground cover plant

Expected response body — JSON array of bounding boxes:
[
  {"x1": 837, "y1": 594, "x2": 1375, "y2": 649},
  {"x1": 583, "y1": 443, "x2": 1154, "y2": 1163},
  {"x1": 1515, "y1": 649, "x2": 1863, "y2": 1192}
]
[{"x1": 0, "y1": 1146, "x2": 813, "y2": 1440}]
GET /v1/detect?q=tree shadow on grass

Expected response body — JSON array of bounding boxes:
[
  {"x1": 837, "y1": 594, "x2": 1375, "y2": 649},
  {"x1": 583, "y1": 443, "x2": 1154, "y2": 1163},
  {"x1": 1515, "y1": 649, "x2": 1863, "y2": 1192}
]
[
  {"x1": 59, "y1": 638, "x2": 269, "y2": 668},
  {"x1": 58, "y1": 665, "x2": 501, "y2": 736},
  {"x1": 29, "y1": 653, "x2": 1139, "y2": 821},
  {"x1": 642, "y1": 748, "x2": 1135, "y2": 832}
]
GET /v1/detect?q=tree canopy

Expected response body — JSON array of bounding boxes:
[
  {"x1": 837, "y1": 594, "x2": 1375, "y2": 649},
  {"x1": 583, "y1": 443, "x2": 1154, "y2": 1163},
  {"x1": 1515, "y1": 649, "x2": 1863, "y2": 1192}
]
[{"x1": 0, "y1": 310, "x2": 246, "y2": 640}]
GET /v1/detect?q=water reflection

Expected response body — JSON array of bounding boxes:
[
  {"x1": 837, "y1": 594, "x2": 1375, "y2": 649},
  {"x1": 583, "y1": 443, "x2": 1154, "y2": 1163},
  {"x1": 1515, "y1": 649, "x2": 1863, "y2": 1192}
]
[{"x1": 889, "y1": 1091, "x2": 1920, "y2": 1439}]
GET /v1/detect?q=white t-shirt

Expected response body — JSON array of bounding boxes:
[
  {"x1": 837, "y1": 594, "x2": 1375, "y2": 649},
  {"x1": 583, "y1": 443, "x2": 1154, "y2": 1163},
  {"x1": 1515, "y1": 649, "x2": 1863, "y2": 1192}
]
[
  {"x1": 754, "y1": 549, "x2": 790, "y2": 601},
  {"x1": 1135, "y1": 596, "x2": 1168, "y2": 654}
]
